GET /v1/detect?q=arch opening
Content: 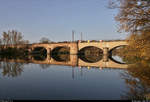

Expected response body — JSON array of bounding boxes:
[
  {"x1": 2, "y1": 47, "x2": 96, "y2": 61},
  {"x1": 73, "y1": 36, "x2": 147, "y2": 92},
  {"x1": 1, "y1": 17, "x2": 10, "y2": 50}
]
[
  {"x1": 51, "y1": 46, "x2": 70, "y2": 62},
  {"x1": 32, "y1": 54, "x2": 47, "y2": 61},
  {"x1": 78, "y1": 46, "x2": 103, "y2": 63},
  {"x1": 32, "y1": 47, "x2": 47, "y2": 55},
  {"x1": 109, "y1": 45, "x2": 128, "y2": 64},
  {"x1": 31, "y1": 47, "x2": 47, "y2": 61},
  {"x1": 51, "y1": 46, "x2": 70, "y2": 55}
]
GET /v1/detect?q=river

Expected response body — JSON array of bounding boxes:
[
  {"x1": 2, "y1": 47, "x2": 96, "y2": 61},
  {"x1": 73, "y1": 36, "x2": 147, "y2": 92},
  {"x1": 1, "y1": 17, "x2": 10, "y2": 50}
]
[{"x1": 0, "y1": 55, "x2": 132, "y2": 100}]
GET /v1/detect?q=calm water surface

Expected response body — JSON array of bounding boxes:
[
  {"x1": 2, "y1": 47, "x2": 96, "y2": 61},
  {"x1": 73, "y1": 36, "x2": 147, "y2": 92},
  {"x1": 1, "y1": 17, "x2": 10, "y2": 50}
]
[{"x1": 0, "y1": 56, "x2": 128, "y2": 100}]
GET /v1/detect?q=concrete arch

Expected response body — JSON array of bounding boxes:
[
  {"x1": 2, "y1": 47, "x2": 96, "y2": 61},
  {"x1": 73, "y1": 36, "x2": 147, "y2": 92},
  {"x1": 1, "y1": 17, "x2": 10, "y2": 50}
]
[
  {"x1": 31, "y1": 47, "x2": 47, "y2": 54},
  {"x1": 78, "y1": 54, "x2": 128, "y2": 69},
  {"x1": 78, "y1": 46, "x2": 103, "y2": 53},
  {"x1": 78, "y1": 46, "x2": 103, "y2": 63},
  {"x1": 107, "y1": 41, "x2": 128, "y2": 50},
  {"x1": 51, "y1": 46, "x2": 70, "y2": 62},
  {"x1": 52, "y1": 54, "x2": 70, "y2": 62},
  {"x1": 32, "y1": 54, "x2": 47, "y2": 61},
  {"x1": 78, "y1": 41, "x2": 128, "y2": 55},
  {"x1": 109, "y1": 45, "x2": 127, "y2": 55},
  {"x1": 51, "y1": 46, "x2": 70, "y2": 54},
  {"x1": 33, "y1": 47, "x2": 47, "y2": 51},
  {"x1": 30, "y1": 44, "x2": 50, "y2": 54},
  {"x1": 78, "y1": 56, "x2": 103, "y2": 63},
  {"x1": 109, "y1": 55, "x2": 127, "y2": 64},
  {"x1": 78, "y1": 42, "x2": 103, "y2": 51}
]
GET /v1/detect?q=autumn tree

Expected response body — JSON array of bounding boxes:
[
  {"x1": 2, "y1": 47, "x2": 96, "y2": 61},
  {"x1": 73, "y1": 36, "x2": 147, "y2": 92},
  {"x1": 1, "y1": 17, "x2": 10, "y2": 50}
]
[
  {"x1": 109, "y1": 0, "x2": 150, "y2": 60},
  {"x1": 121, "y1": 59, "x2": 150, "y2": 100},
  {"x1": 1, "y1": 30, "x2": 29, "y2": 45},
  {"x1": 109, "y1": 0, "x2": 150, "y2": 32},
  {"x1": 108, "y1": 1, "x2": 150, "y2": 99},
  {"x1": 1, "y1": 62, "x2": 24, "y2": 77}
]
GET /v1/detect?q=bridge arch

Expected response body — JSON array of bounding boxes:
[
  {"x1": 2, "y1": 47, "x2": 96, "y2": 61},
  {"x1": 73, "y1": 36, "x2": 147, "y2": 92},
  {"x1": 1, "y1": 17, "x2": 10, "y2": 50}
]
[
  {"x1": 109, "y1": 55, "x2": 127, "y2": 64},
  {"x1": 51, "y1": 54, "x2": 70, "y2": 62},
  {"x1": 79, "y1": 46, "x2": 103, "y2": 54},
  {"x1": 30, "y1": 47, "x2": 48, "y2": 61},
  {"x1": 51, "y1": 46, "x2": 70, "y2": 62},
  {"x1": 32, "y1": 54, "x2": 47, "y2": 61},
  {"x1": 32, "y1": 47, "x2": 47, "y2": 55},
  {"x1": 51, "y1": 46, "x2": 70, "y2": 54},
  {"x1": 78, "y1": 54, "x2": 128, "y2": 68},
  {"x1": 109, "y1": 45, "x2": 127, "y2": 56},
  {"x1": 78, "y1": 46, "x2": 103, "y2": 63}
]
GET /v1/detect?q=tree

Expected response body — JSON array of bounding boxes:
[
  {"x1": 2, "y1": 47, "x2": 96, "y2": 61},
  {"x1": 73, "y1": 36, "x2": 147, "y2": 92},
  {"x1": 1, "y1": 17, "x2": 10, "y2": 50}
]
[
  {"x1": 1, "y1": 62, "x2": 24, "y2": 77},
  {"x1": 109, "y1": 0, "x2": 150, "y2": 60},
  {"x1": 1, "y1": 30, "x2": 29, "y2": 45},
  {"x1": 108, "y1": 1, "x2": 150, "y2": 99},
  {"x1": 39, "y1": 37, "x2": 51, "y2": 44},
  {"x1": 109, "y1": 0, "x2": 150, "y2": 33},
  {"x1": 121, "y1": 59, "x2": 150, "y2": 100}
]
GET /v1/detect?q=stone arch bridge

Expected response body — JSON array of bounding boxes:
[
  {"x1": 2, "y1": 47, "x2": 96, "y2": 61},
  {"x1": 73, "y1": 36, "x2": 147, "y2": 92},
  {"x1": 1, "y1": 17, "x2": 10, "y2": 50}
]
[{"x1": 29, "y1": 40, "x2": 128, "y2": 55}]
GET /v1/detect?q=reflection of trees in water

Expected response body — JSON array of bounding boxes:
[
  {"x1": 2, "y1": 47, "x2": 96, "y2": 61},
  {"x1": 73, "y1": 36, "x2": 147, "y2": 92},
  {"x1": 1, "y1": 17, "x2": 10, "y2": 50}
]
[
  {"x1": 111, "y1": 46, "x2": 126, "y2": 57},
  {"x1": 51, "y1": 47, "x2": 70, "y2": 62},
  {"x1": 111, "y1": 41, "x2": 150, "y2": 99},
  {"x1": 79, "y1": 54, "x2": 103, "y2": 63},
  {"x1": 79, "y1": 46, "x2": 103, "y2": 63},
  {"x1": 0, "y1": 62, "x2": 24, "y2": 77},
  {"x1": 32, "y1": 54, "x2": 47, "y2": 61},
  {"x1": 52, "y1": 54, "x2": 70, "y2": 62},
  {"x1": 31, "y1": 47, "x2": 47, "y2": 61},
  {"x1": 52, "y1": 47, "x2": 70, "y2": 54},
  {"x1": 110, "y1": 46, "x2": 133, "y2": 64},
  {"x1": 39, "y1": 64, "x2": 51, "y2": 69},
  {"x1": 121, "y1": 60, "x2": 150, "y2": 100}
]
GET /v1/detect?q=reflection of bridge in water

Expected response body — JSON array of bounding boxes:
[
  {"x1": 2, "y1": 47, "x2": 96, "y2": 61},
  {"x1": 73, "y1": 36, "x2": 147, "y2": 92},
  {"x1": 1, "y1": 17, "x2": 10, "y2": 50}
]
[
  {"x1": 2, "y1": 40, "x2": 128, "y2": 69},
  {"x1": 2, "y1": 54, "x2": 128, "y2": 69}
]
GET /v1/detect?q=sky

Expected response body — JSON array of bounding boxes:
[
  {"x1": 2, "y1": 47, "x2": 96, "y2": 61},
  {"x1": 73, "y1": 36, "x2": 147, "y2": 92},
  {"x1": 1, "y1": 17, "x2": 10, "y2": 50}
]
[{"x1": 0, "y1": 0, "x2": 127, "y2": 43}]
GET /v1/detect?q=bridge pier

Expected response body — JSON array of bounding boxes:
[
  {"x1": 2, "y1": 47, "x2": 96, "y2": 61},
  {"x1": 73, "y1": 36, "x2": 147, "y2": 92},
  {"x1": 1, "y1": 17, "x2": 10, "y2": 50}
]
[
  {"x1": 103, "y1": 47, "x2": 109, "y2": 62},
  {"x1": 45, "y1": 48, "x2": 51, "y2": 62},
  {"x1": 28, "y1": 55, "x2": 34, "y2": 60},
  {"x1": 28, "y1": 47, "x2": 34, "y2": 54},
  {"x1": 70, "y1": 43, "x2": 78, "y2": 55},
  {"x1": 28, "y1": 48, "x2": 32, "y2": 54},
  {"x1": 103, "y1": 47, "x2": 109, "y2": 55},
  {"x1": 46, "y1": 48, "x2": 51, "y2": 55},
  {"x1": 70, "y1": 55, "x2": 78, "y2": 67},
  {"x1": 103, "y1": 54, "x2": 109, "y2": 62}
]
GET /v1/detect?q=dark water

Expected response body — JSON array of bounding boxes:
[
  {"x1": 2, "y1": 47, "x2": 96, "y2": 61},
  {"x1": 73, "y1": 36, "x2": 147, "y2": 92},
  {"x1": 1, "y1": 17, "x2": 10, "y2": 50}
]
[
  {"x1": 0, "y1": 46, "x2": 149, "y2": 100},
  {"x1": 0, "y1": 63, "x2": 127, "y2": 100},
  {"x1": 0, "y1": 54, "x2": 131, "y2": 100}
]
